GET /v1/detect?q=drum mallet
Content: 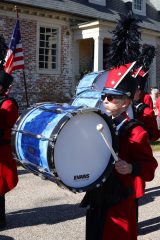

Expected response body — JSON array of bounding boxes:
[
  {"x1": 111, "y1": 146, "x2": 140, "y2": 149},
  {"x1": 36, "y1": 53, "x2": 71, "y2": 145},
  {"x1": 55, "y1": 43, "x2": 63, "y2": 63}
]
[{"x1": 96, "y1": 123, "x2": 119, "y2": 163}]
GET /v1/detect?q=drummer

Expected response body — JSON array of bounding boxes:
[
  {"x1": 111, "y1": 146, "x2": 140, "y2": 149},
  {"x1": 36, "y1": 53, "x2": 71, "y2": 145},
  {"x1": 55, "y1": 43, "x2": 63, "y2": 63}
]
[
  {"x1": 80, "y1": 62, "x2": 158, "y2": 240},
  {"x1": 0, "y1": 35, "x2": 19, "y2": 230}
]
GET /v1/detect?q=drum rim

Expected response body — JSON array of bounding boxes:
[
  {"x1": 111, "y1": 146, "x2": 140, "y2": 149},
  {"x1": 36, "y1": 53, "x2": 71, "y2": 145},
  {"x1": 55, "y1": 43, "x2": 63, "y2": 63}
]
[
  {"x1": 11, "y1": 105, "x2": 38, "y2": 161},
  {"x1": 76, "y1": 70, "x2": 105, "y2": 96},
  {"x1": 48, "y1": 109, "x2": 118, "y2": 193},
  {"x1": 47, "y1": 114, "x2": 70, "y2": 172},
  {"x1": 71, "y1": 89, "x2": 103, "y2": 109}
]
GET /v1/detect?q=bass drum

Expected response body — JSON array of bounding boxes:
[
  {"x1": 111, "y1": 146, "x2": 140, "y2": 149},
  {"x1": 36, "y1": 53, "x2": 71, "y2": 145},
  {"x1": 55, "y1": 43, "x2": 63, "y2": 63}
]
[
  {"x1": 12, "y1": 103, "x2": 118, "y2": 192},
  {"x1": 71, "y1": 89, "x2": 106, "y2": 113},
  {"x1": 76, "y1": 71, "x2": 108, "y2": 95}
]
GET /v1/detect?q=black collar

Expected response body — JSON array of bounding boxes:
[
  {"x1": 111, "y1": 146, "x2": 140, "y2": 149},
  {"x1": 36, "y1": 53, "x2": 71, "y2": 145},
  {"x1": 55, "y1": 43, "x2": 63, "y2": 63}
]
[{"x1": 112, "y1": 111, "x2": 129, "y2": 128}]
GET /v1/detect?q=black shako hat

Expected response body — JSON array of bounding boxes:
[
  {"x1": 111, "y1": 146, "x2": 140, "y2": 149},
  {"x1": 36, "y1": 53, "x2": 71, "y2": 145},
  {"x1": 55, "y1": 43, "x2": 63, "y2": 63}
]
[
  {"x1": 133, "y1": 45, "x2": 156, "y2": 91},
  {"x1": 102, "y1": 62, "x2": 138, "y2": 99},
  {"x1": 0, "y1": 70, "x2": 13, "y2": 91}
]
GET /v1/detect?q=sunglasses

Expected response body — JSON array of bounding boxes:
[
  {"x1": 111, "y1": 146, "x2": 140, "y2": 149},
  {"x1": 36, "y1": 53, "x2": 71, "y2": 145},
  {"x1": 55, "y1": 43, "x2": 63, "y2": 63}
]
[{"x1": 101, "y1": 94, "x2": 123, "y2": 102}]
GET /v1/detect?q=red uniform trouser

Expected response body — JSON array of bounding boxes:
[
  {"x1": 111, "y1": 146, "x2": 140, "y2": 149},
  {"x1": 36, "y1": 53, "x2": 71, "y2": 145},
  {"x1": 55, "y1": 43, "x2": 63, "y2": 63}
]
[{"x1": 103, "y1": 195, "x2": 137, "y2": 240}]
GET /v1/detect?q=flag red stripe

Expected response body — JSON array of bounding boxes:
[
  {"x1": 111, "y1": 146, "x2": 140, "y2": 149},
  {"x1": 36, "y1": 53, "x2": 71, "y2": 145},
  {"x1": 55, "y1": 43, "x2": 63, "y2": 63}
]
[
  {"x1": 13, "y1": 56, "x2": 24, "y2": 62},
  {"x1": 15, "y1": 48, "x2": 23, "y2": 53},
  {"x1": 12, "y1": 65, "x2": 24, "y2": 71}
]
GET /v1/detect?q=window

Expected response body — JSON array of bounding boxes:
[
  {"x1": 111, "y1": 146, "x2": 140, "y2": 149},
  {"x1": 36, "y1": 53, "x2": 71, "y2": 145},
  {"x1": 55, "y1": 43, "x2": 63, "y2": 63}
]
[
  {"x1": 134, "y1": 0, "x2": 142, "y2": 10},
  {"x1": 132, "y1": 0, "x2": 146, "y2": 15},
  {"x1": 38, "y1": 26, "x2": 59, "y2": 72},
  {"x1": 88, "y1": 0, "x2": 106, "y2": 6}
]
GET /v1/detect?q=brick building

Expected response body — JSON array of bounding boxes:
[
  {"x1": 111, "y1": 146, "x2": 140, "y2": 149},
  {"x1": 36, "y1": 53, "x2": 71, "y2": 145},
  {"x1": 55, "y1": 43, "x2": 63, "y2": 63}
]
[{"x1": 1, "y1": 0, "x2": 160, "y2": 111}]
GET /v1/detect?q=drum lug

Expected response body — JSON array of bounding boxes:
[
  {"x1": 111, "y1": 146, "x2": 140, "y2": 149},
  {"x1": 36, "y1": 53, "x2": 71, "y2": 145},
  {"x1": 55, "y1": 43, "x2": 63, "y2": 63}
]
[
  {"x1": 96, "y1": 183, "x2": 101, "y2": 188},
  {"x1": 102, "y1": 177, "x2": 106, "y2": 183},
  {"x1": 48, "y1": 135, "x2": 57, "y2": 147},
  {"x1": 49, "y1": 141, "x2": 55, "y2": 148}
]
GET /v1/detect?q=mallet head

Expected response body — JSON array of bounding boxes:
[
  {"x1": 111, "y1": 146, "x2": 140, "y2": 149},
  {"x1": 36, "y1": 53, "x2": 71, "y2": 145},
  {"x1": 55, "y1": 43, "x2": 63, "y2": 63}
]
[{"x1": 96, "y1": 124, "x2": 104, "y2": 132}]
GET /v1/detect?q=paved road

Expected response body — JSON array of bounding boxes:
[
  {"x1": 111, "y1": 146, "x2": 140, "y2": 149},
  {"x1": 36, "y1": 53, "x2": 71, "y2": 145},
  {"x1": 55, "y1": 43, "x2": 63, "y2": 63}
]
[
  {"x1": 138, "y1": 152, "x2": 160, "y2": 240},
  {"x1": 1, "y1": 153, "x2": 160, "y2": 240}
]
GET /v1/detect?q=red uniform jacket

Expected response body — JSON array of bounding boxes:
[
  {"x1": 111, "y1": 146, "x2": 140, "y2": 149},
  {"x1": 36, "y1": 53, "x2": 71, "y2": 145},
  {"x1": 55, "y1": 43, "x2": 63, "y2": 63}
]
[
  {"x1": 0, "y1": 96, "x2": 19, "y2": 195},
  {"x1": 141, "y1": 92, "x2": 153, "y2": 109},
  {"x1": 136, "y1": 105, "x2": 160, "y2": 142},
  {"x1": 103, "y1": 124, "x2": 158, "y2": 240},
  {"x1": 156, "y1": 97, "x2": 160, "y2": 117}
]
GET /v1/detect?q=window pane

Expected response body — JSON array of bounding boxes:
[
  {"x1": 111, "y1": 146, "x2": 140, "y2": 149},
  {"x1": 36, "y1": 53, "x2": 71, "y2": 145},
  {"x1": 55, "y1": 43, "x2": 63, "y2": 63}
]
[
  {"x1": 40, "y1": 41, "x2": 45, "y2": 47},
  {"x1": 40, "y1": 27, "x2": 45, "y2": 33},
  {"x1": 52, "y1": 56, "x2": 56, "y2": 62},
  {"x1": 46, "y1": 28, "x2": 51, "y2": 33},
  {"x1": 45, "y1": 62, "x2": 48, "y2": 68},
  {"x1": 39, "y1": 62, "x2": 44, "y2": 68},
  {"x1": 52, "y1": 49, "x2": 56, "y2": 55},
  {"x1": 46, "y1": 41, "x2": 49, "y2": 48},
  {"x1": 39, "y1": 48, "x2": 44, "y2": 55},
  {"x1": 45, "y1": 49, "x2": 49, "y2": 55},
  {"x1": 52, "y1": 63, "x2": 56, "y2": 69},
  {"x1": 40, "y1": 34, "x2": 45, "y2": 41},
  {"x1": 39, "y1": 55, "x2": 44, "y2": 61}
]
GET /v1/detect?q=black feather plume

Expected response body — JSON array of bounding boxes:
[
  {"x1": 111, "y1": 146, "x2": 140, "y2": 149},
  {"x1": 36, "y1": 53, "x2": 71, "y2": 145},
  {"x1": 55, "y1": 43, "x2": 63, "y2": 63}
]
[
  {"x1": 134, "y1": 45, "x2": 156, "y2": 72},
  {"x1": 107, "y1": 11, "x2": 142, "y2": 69},
  {"x1": 0, "y1": 34, "x2": 8, "y2": 70}
]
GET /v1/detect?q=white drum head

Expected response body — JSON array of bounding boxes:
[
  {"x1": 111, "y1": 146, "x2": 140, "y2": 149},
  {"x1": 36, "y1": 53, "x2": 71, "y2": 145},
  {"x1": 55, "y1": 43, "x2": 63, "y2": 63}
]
[{"x1": 54, "y1": 111, "x2": 113, "y2": 191}]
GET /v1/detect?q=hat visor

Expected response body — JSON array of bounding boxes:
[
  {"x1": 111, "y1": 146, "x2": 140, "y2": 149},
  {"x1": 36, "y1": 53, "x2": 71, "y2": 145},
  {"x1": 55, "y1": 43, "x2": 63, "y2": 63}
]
[{"x1": 102, "y1": 88, "x2": 127, "y2": 96}]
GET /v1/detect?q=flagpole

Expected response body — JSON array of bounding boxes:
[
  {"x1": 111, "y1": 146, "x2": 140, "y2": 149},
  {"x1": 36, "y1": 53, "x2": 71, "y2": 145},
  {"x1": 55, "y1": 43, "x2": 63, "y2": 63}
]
[
  {"x1": 15, "y1": 6, "x2": 29, "y2": 108},
  {"x1": 22, "y1": 70, "x2": 29, "y2": 107}
]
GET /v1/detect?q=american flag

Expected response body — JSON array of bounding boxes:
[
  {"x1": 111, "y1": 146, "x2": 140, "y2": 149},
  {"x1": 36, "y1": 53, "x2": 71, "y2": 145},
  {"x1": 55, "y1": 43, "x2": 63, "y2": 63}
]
[{"x1": 4, "y1": 19, "x2": 24, "y2": 74}]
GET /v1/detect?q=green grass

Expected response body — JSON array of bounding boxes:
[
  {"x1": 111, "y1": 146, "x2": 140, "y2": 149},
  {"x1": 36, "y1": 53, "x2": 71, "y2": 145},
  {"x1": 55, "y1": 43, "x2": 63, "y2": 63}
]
[{"x1": 151, "y1": 141, "x2": 160, "y2": 152}]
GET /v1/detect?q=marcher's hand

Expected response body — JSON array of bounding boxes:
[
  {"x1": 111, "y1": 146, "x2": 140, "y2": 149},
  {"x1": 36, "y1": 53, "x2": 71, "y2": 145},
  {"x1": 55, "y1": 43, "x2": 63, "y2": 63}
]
[{"x1": 115, "y1": 159, "x2": 132, "y2": 175}]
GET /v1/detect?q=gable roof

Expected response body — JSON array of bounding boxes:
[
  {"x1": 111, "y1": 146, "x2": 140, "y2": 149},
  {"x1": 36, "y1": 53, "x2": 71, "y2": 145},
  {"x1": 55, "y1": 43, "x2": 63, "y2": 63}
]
[{"x1": 4, "y1": 0, "x2": 160, "y2": 33}]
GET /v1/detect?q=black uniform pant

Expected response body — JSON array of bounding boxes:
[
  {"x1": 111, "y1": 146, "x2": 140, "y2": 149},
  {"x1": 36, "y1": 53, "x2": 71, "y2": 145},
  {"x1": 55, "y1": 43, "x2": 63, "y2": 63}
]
[
  {"x1": 0, "y1": 195, "x2": 5, "y2": 223},
  {"x1": 135, "y1": 198, "x2": 139, "y2": 222}
]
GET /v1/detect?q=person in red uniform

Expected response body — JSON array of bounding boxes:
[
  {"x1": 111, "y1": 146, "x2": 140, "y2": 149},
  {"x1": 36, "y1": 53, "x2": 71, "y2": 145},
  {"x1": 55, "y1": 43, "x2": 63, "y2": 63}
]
[
  {"x1": 133, "y1": 72, "x2": 160, "y2": 142},
  {"x1": 128, "y1": 44, "x2": 160, "y2": 142},
  {"x1": 133, "y1": 83, "x2": 159, "y2": 221},
  {"x1": 80, "y1": 62, "x2": 158, "y2": 240},
  {"x1": 132, "y1": 45, "x2": 155, "y2": 110},
  {"x1": 0, "y1": 69, "x2": 19, "y2": 229},
  {"x1": 151, "y1": 87, "x2": 159, "y2": 113},
  {"x1": 136, "y1": 87, "x2": 153, "y2": 109},
  {"x1": 156, "y1": 95, "x2": 160, "y2": 129}
]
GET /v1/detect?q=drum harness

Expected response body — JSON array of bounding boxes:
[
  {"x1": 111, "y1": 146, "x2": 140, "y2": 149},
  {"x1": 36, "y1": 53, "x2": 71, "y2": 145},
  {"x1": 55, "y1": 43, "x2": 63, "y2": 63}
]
[
  {"x1": 132, "y1": 101, "x2": 153, "y2": 138},
  {"x1": 0, "y1": 96, "x2": 18, "y2": 145}
]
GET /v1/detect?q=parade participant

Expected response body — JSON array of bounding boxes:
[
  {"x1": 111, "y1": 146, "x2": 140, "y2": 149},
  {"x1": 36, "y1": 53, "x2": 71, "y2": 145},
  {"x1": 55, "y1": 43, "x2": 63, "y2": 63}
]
[
  {"x1": 0, "y1": 35, "x2": 19, "y2": 230},
  {"x1": 133, "y1": 71, "x2": 159, "y2": 220},
  {"x1": 133, "y1": 45, "x2": 156, "y2": 110},
  {"x1": 133, "y1": 70, "x2": 160, "y2": 142},
  {"x1": 150, "y1": 87, "x2": 159, "y2": 111},
  {"x1": 156, "y1": 94, "x2": 160, "y2": 129},
  {"x1": 132, "y1": 45, "x2": 160, "y2": 141},
  {"x1": 81, "y1": 63, "x2": 158, "y2": 240},
  {"x1": 134, "y1": 77, "x2": 153, "y2": 109}
]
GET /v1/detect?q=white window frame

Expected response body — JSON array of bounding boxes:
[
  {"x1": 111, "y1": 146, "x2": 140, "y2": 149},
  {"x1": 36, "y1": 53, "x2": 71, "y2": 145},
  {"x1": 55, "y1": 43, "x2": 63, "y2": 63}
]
[
  {"x1": 132, "y1": 0, "x2": 146, "y2": 16},
  {"x1": 37, "y1": 22, "x2": 61, "y2": 74},
  {"x1": 88, "y1": 0, "x2": 106, "y2": 6}
]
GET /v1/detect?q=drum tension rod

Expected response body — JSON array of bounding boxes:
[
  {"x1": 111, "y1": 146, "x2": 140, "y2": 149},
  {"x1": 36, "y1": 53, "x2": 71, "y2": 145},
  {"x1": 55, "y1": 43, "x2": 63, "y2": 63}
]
[{"x1": 12, "y1": 128, "x2": 53, "y2": 141}]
